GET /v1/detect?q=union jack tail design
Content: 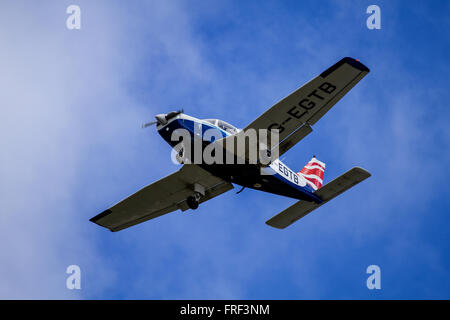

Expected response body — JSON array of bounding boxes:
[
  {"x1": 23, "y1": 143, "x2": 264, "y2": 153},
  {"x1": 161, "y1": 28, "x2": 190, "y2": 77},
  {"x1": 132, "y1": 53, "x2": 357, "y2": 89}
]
[{"x1": 298, "y1": 156, "x2": 326, "y2": 191}]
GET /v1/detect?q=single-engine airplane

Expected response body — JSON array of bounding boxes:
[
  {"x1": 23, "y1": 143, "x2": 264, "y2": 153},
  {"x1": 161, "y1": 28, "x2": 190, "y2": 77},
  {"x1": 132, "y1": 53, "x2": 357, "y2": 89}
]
[{"x1": 91, "y1": 57, "x2": 371, "y2": 232}]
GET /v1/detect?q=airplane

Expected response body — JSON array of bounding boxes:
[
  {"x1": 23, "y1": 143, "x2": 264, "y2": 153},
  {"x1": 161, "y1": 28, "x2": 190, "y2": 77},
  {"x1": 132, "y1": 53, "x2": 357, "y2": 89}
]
[{"x1": 90, "y1": 57, "x2": 371, "y2": 232}]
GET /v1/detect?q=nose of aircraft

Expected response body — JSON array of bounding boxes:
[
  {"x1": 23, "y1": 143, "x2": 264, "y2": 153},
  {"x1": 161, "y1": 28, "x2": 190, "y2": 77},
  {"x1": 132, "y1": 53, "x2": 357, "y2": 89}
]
[
  {"x1": 155, "y1": 114, "x2": 168, "y2": 125},
  {"x1": 143, "y1": 110, "x2": 183, "y2": 129}
]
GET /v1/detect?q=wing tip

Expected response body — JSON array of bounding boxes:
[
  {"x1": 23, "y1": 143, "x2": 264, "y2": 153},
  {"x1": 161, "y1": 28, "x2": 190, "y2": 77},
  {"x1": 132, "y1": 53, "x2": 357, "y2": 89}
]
[
  {"x1": 351, "y1": 166, "x2": 372, "y2": 179},
  {"x1": 265, "y1": 218, "x2": 290, "y2": 229},
  {"x1": 90, "y1": 209, "x2": 113, "y2": 223},
  {"x1": 320, "y1": 57, "x2": 370, "y2": 78},
  {"x1": 90, "y1": 209, "x2": 123, "y2": 232},
  {"x1": 344, "y1": 57, "x2": 370, "y2": 73}
]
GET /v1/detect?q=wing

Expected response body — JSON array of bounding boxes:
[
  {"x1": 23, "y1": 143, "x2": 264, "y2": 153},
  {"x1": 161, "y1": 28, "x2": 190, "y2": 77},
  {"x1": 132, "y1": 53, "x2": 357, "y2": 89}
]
[
  {"x1": 265, "y1": 167, "x2": 371, "y2": 229},
  {"x1": 90, "y1": 165, "x2": 233, "y2": 232},
  {"x1": 222, "y1": 57, "x2": 370, "y2": 159}
]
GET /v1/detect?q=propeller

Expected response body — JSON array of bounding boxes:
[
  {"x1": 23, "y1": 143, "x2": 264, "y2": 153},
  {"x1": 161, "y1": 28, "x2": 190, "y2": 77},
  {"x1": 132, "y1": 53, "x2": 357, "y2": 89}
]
[
  {"x1": 142, "y1": 109, "x2": 184, "y2": 129},
  {"x1": 142, "y1": 120, "x2": 158, "y2": 128}
]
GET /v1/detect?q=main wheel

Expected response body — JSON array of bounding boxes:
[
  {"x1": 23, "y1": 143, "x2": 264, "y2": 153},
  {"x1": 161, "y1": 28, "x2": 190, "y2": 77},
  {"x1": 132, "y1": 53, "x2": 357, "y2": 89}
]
[{"x1": 187, "y1": 195, "x2": 199, "y2": 210}]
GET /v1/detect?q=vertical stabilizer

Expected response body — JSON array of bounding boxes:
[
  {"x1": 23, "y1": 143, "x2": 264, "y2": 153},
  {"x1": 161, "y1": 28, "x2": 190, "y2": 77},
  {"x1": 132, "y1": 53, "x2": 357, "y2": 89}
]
[{"x1": 299, "y1": 156, "x2": 325, "y2": 190}]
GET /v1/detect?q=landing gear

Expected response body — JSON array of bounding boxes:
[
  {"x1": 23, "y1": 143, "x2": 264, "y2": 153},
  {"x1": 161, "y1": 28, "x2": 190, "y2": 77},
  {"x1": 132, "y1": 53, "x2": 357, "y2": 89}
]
[
  {"x1": 186, "y1": 184, "x2": 205, "y2": 210},
  {"x1": 187, "y1": 193, "x2": 200, "y2": 210}
]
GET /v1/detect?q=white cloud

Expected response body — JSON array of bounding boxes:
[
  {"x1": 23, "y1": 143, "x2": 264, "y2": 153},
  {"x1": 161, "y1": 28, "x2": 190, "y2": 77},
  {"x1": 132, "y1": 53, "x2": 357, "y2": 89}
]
[{"x1": 0, "y1": 0, "x2": 214, "y2": 298}]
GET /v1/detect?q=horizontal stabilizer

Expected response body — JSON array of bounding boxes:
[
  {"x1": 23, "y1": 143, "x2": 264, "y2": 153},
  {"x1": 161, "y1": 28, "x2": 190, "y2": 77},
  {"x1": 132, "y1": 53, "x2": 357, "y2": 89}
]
[{"x1": 265, "y1": 167, "x2": 371, "y2": 229}]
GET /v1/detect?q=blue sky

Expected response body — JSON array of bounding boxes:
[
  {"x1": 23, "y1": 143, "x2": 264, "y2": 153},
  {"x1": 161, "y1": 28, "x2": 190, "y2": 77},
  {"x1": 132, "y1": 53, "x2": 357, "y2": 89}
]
[{"x1": 1, "y1": 0, "x2": 449, "y2": 299}]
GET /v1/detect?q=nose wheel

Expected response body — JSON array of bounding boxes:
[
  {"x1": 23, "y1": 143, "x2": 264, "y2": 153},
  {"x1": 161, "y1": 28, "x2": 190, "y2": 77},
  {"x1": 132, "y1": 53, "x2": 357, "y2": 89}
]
[{"x1": 176, "y1": 147, "x2": 185, "y2": 164}]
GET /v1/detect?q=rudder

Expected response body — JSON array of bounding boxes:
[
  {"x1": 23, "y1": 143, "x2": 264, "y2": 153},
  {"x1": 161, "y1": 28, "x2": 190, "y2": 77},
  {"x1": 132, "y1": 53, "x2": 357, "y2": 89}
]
[{"x1": 299, "y1": 156, "x2": 325, "y2": 190}]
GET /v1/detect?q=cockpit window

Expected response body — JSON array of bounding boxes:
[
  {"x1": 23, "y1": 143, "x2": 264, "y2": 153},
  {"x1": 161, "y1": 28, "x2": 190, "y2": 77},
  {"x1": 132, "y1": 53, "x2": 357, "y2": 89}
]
[
  {"x1": 204, "y1": 119, "x2": 217, "y2": 126},
  {"x1": 203, "y1": 119, "x2": 238, "y2": 134},
  {"x1": 217, "y1": 120, "x2": 237, "y2": 134}
]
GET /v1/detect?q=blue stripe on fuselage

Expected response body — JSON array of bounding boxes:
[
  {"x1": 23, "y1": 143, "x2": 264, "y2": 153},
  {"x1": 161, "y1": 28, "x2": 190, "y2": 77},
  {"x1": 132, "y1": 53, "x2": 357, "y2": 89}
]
[
  {"x1": 158, "y1": 118, "x2": 228, "y2": 146},
  {"x1": 271, "y1": 171, "x2": 321, "y2": 202}
]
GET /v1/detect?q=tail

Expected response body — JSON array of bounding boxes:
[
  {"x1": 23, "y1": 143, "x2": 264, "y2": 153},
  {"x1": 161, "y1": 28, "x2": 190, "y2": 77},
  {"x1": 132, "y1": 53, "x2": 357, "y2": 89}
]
[{"x1": 298, "y1": 156, "x2": 326, "y2": 191}]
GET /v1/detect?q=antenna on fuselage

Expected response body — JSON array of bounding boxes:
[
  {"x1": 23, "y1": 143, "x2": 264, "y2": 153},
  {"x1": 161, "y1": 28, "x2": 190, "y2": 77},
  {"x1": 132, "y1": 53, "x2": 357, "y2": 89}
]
[{"x1": 236, "y1": 186, "x2": 246, "y2": 194}]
